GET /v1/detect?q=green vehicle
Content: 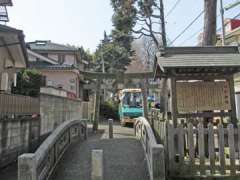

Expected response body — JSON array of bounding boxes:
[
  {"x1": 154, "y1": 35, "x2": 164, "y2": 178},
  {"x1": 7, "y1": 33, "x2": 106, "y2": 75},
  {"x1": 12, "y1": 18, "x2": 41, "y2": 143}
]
[{"x1": 118, "y1": 89, "x2": 143, "y2": 126}]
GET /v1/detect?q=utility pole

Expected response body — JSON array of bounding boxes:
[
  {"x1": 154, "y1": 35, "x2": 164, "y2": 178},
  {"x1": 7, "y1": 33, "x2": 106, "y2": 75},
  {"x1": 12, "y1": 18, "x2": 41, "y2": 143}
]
[
  {"x1": 159, "y1": 0, "x2": 167, "y2": 47},
  {"x1": 203, "y1": 0, "x2": 217, "y2": 46},
  {"x1": 220, "y1": 0, "x2": 226, "y2": 46}
]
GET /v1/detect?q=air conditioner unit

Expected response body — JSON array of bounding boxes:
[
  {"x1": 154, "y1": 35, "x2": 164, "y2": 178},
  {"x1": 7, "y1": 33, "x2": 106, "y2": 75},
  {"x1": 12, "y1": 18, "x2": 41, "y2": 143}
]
[{"x1": 1, "y1": 72, "x2": 8, "y2": 91}]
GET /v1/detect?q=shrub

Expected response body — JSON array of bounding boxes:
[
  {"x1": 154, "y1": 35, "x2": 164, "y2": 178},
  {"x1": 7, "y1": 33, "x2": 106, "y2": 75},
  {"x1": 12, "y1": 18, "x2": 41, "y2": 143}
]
[
  {"x1": 100, "y1": 100, "x2": 119, "y2": 120},
  {"x1": 12, "y1": 69, "x2": 42, "y2": 97}
]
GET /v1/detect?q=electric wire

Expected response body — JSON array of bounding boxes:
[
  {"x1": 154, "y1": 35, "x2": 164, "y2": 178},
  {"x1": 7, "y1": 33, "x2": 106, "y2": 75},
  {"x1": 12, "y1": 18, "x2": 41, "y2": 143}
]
[
  {"x1": 169, "y1": 10, "x2": 204, "y2": 46},
  {"x1": 166, "y1": 0, "x2": 181, "y2": 18}
]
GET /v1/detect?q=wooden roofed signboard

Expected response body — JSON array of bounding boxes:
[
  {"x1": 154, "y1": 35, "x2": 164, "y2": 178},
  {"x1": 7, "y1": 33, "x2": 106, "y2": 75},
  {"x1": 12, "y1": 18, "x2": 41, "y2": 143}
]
[
  {"x1": 176, "y1": 81, "x2": 231, "y2": 112},
  {"x1": 154, "y1": 46, "x2": 240, "y2": 125}
]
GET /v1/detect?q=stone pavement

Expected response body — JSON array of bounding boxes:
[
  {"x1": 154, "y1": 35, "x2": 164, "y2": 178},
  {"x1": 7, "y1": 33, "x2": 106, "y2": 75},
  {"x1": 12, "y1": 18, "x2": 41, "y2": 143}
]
[{"x1": 52, "y1": 121, "x2": 150, "y2": 180}]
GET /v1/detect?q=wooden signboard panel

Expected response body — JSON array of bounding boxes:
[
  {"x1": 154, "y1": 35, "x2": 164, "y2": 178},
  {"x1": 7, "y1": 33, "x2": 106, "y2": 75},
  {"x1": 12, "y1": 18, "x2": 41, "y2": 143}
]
[{"x1": 176, "y1": 81, "x2": 231, "y2": 112}]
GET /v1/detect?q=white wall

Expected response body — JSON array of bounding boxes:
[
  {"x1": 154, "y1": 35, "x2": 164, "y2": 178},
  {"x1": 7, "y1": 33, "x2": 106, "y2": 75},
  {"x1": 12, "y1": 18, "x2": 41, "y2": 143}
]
[
  {"x1": 48, "y1": 54, "x2": 58, "y2": 61},
  {"x1": 64, "y1": 54, "x2": 76, "y2": 65},
  {"x1": 41, "y1": 70, "x2": 79, "y2": 97}
]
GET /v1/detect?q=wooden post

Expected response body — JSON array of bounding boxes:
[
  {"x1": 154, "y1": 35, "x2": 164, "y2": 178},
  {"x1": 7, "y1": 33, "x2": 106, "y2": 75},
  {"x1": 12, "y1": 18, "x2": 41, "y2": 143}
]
[
  {"x1": 171, "y1": 77, "x2": 177, "y2": 127},
  {"x1": 91, "y1": 150, "x2": 103, "y2": 180},
  {"x1": 228, "y1": 75, "x2": 237, "y2": 126},
  {"x1": 108, "y1": 119, "x2": 113, "y2": 139},
  {"x1": 93, "y1": 79, "x2": 101, "y2": 132}
]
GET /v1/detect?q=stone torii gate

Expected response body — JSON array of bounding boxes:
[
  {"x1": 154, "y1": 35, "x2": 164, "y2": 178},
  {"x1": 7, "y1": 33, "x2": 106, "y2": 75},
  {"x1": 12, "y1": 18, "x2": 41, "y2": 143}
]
[{"x1": 82, "y1": 71, "x2": 155, "y2": 131}]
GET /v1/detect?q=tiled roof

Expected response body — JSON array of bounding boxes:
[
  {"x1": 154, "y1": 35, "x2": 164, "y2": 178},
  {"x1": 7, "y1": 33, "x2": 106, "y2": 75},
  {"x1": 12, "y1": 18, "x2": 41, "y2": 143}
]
[
  {"x1": 0, "y1": 24, "x2": 22, "y2": 34},
  {"x1": 31, "y1": 64, "x2": 77, "y2": 70},
  {"x1": 27, "y1": 40, "x2": 77, "y2": 52},
  {"x1": 156, "y1": 46, "x2": 240, "y2": 71},
  {"x1": 27, "y1": 49, "x2": 58, "y2": 65}
]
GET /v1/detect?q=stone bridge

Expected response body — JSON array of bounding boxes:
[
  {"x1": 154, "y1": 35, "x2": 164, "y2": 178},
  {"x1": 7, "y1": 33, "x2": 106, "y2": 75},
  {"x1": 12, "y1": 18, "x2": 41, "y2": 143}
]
[{"x1": 0, "y1": 118, "x2": 164, "y2": 180}]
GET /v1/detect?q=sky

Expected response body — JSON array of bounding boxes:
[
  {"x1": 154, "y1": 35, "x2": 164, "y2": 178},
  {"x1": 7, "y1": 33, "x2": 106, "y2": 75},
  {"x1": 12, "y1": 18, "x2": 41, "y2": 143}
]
[{"x1": 7, "y1": 0, "x2": 240, "y2": 52}]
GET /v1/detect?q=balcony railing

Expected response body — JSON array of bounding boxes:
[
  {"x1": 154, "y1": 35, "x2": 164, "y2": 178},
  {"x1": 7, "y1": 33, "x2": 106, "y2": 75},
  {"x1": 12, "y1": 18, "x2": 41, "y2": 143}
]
[{"x1": 0, "y1": 93, "x2": 40, "y2": 117}]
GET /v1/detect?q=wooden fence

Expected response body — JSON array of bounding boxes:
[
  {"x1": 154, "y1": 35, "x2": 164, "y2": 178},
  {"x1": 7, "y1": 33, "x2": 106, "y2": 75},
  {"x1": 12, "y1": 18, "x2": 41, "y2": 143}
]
[
  {"x1": 0, "y1": 93, "x2": 39, "y2": 117},
  {"x1": 167, "y1": 123, "x2": 240, "y2": 178},
  {"x1": 149, "y1": 109, "x2": 167, "y2": 144}
]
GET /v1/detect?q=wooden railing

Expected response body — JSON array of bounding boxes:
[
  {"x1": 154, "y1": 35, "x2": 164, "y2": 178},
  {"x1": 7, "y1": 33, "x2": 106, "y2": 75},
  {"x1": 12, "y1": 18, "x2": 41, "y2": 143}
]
[
  {"x1": 135, "y1": 117, "x2": 165, "y2": 180},
  {"x1": 0, "y1": 93, "x2": 39, "y2": 117},
  {"x1": 167, "y1": 123, "x2": 240, "y2": 178},
  {"x1": 18, "y1": 119, "x2": 87, "y2": 180}
]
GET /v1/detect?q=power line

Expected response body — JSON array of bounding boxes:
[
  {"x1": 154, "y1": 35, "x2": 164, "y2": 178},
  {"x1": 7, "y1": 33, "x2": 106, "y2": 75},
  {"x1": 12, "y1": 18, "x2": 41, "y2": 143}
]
[
  {"x1": 179, "y1": 13, "x2": 221, "y2": 45},
  {"x1": 169, "y1": 10, "x2": 204, "y2": 46},
  {"x1": 166, "y1": 0, "x2": 181, "y2": 18},
  {"x1": 179, "y1": 27, "x2": 203, "y2": 45}
]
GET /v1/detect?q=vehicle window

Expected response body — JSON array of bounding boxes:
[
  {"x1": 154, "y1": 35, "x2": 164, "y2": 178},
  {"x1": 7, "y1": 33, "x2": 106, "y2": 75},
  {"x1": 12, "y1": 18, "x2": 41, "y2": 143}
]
[{"x1": 122, "y1": 92, "x2": 142, "y2": 107}]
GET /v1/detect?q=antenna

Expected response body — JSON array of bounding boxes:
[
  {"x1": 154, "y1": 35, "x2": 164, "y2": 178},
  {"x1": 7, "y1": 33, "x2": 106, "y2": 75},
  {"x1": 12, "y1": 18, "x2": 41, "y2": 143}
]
[{"x1": 0, "y1": 0, "x2": 12, "y2": 23}]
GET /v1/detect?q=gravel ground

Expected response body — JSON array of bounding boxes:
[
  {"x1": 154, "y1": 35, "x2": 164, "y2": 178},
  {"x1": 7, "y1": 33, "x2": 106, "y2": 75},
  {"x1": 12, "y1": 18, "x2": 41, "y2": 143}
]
[{"x1": 52, "y1": 121, "x2": 150, "y2": 180}]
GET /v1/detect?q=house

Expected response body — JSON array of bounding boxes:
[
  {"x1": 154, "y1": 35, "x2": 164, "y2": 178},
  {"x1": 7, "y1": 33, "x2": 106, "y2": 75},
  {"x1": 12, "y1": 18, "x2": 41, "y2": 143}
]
[
  {"x1": 217, "y1": 19, "x2": 240, "y2": 46},
  {"x1": 0, "y1": 24, "x2": 28, "y2": 93},
  {"x1": 27, "y1": 40, "x2": 83, "y2": 69},
  {"x1": 28, "y1": 49, "x2": 83, "y2": 99}
]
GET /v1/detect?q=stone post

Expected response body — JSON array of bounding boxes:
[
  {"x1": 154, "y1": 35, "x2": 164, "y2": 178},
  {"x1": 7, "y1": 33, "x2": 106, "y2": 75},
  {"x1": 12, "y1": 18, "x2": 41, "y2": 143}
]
[
  {"x1": 151, "y1": 144, "x2": 165, "y2": 180},
  {"x1": 83, "y1": 120, "x2": 88, "y2": 140},
  {"x1": 108, "y1": 119, "x2": 113, "y2": 139},
  {"x1": 18, "y1": 154, "x2": 37, "y2": 180},
  {"x1": 91, "y1": 150, "x2": 103, "y2": 180}
]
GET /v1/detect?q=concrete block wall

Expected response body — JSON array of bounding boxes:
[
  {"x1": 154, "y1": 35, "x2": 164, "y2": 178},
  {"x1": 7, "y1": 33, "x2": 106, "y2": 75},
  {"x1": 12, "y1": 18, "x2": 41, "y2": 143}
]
[
  {"x1": 0, "y1": 118, "x2": 40, "y2": 168},
  {"x1": 40, "y1": 94, "x2": 82, "y2": 136},
  {"x1": 0, "y1": 94, "x2": 82, "y2": 168}
]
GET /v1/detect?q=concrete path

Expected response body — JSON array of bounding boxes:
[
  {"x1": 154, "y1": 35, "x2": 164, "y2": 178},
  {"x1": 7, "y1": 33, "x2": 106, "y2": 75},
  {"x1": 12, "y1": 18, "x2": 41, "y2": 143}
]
[{"x1": 52, "y1": 121, "x2": 149, "y2": 180}]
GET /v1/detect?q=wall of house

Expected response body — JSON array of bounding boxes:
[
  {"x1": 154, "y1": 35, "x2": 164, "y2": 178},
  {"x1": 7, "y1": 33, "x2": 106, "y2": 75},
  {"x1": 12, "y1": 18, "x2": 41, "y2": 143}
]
[
  {"x1": 41, "y1": 70, "x2": 79, "y2": 97},
  {"x1": 64, "y1": 54, "x2": 76, "y2": 65},
  {"x1": 47, "y1": 53, "x2": 76, "y2": 65},
  {"x1": 0, "y1": 48, "x2": 17, "y2": 92},
  {"x1": 47, "y1": 54, "x2": 59, "y2": 61}
]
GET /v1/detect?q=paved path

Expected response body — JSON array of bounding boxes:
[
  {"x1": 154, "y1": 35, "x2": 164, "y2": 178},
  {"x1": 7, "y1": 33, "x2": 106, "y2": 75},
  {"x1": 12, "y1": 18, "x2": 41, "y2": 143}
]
[{"x1": 52, "y1": 122, "x2": 149, "y2": 180}]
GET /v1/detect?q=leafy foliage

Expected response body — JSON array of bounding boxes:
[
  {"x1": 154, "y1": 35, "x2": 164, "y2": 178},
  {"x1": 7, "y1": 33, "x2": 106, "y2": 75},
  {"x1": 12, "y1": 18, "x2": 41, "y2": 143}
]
[
  {"x1": 100, "y1": 100, "x2": 119, "y2": 120},
  {"x1": 94, "y1": 1, "x2": 137, "y2": 72},
  {"x1": 12, "y1": 69, "x2": 42, "y2": 97}
]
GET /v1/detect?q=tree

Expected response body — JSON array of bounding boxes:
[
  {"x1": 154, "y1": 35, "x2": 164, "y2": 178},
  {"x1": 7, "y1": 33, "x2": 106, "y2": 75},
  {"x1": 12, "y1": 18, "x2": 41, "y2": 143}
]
[
  {"x1": 95, "y1": 42, "x2": 130, "y2": 72},
  {"x1": 203, "y1": 0, "x2": 217, "y2": 45},
  {"x1": 130, "y1": 0, "x2": 166, "y2": 48},
  {"x1": 132, "y1": 36, "x2": 158, "y2": 70},
  {"x1": 12, "y1": 69, "x2": 42, "y2": 97}
]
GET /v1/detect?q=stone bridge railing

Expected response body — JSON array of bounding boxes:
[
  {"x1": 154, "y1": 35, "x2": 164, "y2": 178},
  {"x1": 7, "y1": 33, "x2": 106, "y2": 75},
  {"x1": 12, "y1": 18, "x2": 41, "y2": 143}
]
[
  {"x1": 18, "y1": 119, "x2": 87, "y2": 180},
  {"x1": 135, "y1": 117, "x2": 165, "y2": 180}
]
